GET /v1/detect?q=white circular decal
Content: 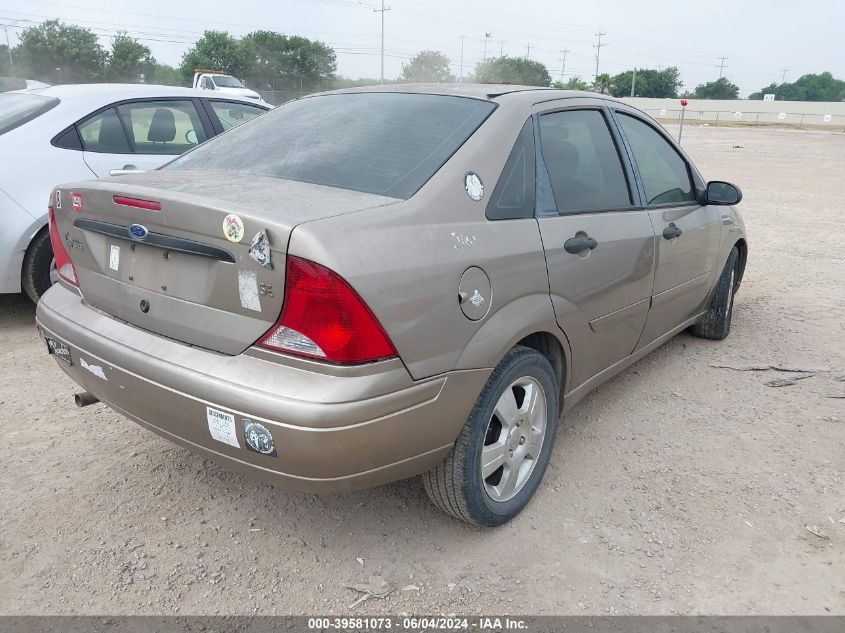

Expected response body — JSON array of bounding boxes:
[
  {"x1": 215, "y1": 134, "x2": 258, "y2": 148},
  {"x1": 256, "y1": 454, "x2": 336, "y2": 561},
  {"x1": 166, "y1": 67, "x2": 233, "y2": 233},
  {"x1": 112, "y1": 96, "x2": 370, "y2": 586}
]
[
  {"x1": 464, "y1": 172, "x2": 484, "y2": 201},
  {"x1": 222, "y1": 213, "x2": 245, "y2": 243}
]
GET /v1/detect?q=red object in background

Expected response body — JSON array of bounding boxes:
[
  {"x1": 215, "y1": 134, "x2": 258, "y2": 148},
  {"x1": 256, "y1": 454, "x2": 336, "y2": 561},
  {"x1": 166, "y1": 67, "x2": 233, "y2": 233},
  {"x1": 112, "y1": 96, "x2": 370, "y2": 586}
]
[{"x1": 680, "y1": 99, "x2": 689, "y2": 107}]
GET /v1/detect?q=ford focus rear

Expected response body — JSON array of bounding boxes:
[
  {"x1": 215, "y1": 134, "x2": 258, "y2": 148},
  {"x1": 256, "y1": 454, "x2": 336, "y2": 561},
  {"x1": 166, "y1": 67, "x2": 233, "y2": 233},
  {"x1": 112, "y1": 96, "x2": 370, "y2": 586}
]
[{"x1": 37, "y1": 85, "x2": 746, "y2": 526}]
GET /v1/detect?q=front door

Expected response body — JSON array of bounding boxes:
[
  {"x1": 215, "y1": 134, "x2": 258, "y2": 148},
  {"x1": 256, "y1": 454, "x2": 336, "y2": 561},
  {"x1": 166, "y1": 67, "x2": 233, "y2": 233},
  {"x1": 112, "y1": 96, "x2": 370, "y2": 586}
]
[
  {"x1": 613, "y1": 110, "x2": 720, "y2": 347},
  {"x1": 534, "y1": 103, "x2": 656, "y2": 388}
]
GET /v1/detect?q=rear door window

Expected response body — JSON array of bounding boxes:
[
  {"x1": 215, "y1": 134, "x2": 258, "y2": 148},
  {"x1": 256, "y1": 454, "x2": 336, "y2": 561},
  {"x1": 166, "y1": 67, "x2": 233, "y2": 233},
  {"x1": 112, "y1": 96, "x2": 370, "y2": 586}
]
[
  {"x1": 78, "y1": 107, "x2": 131, "y2": 153},
  {"x1": 209, "y1": 100, "x2": 266, "y2": 131},
  {"x1": 116, "y1": 100, "x2": 208, "y2": 154},
  {"x1": 616, "y1": 113, "x2": 695, "y2": 205},
  {"x1": 538, "y1": 109, "x2": 632, "y2": 213},
  {"x1": 167, "y1": 93, "x2": 497, "y2": 200}
]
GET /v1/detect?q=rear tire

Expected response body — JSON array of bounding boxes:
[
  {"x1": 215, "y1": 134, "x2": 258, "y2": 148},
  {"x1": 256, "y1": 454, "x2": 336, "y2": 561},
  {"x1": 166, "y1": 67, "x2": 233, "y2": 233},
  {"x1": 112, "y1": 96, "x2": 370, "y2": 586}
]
[
  {"x1": 21, "y1": 229, "x2": 55, "y2": 304},
  {"x1": 690, "y1": 247, "x2": 738, "y2": 340},
  {"x1": 423, "y1": 346, "x2": 559, "y2": 526}
]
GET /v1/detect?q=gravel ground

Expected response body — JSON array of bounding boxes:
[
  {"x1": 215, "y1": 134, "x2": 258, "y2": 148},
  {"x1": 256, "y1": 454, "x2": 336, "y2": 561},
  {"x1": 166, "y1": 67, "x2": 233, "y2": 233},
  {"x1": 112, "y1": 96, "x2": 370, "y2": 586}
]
[{"x1": 1, "y1": 125, "x2": 843, "y2": 616}]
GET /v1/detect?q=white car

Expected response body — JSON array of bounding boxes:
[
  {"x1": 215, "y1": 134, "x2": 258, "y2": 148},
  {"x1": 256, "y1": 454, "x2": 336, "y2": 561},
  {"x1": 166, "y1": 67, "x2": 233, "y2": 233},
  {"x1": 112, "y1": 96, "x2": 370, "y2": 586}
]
[{"x1": 0, "y1": 83, "x2": 270, "y2": 302}]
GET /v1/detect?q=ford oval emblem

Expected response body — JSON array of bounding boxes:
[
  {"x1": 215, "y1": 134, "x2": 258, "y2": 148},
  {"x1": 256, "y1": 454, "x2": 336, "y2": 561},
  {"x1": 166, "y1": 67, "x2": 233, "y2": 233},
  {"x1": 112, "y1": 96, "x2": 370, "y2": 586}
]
[{"x1": 128, "y1": 223, "x2": 148, "y2": 240}]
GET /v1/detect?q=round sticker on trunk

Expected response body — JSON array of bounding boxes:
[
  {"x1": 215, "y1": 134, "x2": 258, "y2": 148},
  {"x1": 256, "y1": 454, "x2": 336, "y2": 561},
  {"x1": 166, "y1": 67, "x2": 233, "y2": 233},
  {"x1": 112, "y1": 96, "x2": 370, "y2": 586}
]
[
  {"x1": 223, "y1": 213, "x2": 245, "y2": 243},
  {"x1": 464, "y1": 172, "x2": 484, "y2": 201}
]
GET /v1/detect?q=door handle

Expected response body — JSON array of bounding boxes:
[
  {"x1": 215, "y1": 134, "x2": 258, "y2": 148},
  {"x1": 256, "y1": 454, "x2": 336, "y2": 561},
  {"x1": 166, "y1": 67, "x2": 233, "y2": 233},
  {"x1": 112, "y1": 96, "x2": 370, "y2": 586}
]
[
  {"x1": 109, "y1": 164, "x2": 143, "y2": 177},
  {"x1": 662, "y1": 223, "x2": 682, "y2": 240},
  {"x1": 564, "y1": 235, "x2": 598, "y2": 254}
]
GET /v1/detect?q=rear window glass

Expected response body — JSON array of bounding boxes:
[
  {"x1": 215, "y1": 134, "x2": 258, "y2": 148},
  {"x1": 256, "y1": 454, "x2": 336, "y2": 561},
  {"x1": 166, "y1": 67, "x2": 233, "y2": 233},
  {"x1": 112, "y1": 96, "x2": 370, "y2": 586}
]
[
  {"x1": 167, "y1": 93, "x2": 497, "y2": 199},
  {"x1": 0, "y1": 93, "x2": 59, "y2": 135}
]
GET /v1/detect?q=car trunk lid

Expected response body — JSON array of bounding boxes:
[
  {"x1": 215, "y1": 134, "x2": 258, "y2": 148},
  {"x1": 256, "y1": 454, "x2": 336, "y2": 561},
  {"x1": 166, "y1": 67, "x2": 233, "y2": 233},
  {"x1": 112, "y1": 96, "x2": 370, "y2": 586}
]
[{"x1": 53, "y1": 170, "x2": 399, "y2": 355}]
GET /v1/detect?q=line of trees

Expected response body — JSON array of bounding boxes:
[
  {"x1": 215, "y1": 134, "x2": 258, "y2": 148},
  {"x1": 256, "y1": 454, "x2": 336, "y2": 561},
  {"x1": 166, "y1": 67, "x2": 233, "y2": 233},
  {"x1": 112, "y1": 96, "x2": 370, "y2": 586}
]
[
  {"x1": 4, "y1": 20, "x2": 180, "y2": 84},
  {"x1": 2, "y1": 19, "x2": 337, "y2": 91},
  {"x1": 749, "y1": 72, "x2": 845, "y2": 102},
  {"x1": 4, "y1": 20, "x2": 844, "y2": 102}
]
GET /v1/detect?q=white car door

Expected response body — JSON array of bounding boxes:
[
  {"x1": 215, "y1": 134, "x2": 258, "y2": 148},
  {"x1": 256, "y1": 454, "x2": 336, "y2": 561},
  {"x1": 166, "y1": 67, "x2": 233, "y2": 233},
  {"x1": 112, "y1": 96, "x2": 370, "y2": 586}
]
[{"x1": 77, "y1": 99, "x2": 211, "y2": 177}]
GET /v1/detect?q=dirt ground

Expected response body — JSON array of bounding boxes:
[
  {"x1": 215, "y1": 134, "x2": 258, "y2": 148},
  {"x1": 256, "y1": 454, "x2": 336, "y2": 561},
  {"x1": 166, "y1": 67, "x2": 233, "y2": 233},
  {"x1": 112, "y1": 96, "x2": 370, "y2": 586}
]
[{"x1": 1, "y1": 125, "x2": 843, "y2": 616}]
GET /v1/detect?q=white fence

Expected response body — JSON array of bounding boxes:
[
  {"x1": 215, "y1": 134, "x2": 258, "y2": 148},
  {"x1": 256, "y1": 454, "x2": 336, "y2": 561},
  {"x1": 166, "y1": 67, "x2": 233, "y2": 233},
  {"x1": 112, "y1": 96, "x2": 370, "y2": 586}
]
[{"x1": 623, "y1": 97, "x2": 845, "y2": 129}]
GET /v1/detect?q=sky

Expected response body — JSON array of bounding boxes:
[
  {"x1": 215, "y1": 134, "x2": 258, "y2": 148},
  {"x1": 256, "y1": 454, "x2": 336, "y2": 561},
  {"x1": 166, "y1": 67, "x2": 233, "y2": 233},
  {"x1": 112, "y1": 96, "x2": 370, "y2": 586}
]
[{"x1": 3, "y1": 0, "x2": 844, "y2": 97}]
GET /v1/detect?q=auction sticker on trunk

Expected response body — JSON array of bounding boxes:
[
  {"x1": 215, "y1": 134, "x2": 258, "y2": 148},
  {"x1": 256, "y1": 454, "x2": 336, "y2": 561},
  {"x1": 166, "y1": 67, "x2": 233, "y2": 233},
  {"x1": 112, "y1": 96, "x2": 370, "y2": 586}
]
[
  {"x1": 206, "y1": 406, "x2": 240, "y2": 448},
  {"x1": 45, "y1": 336, "x2": 72, "y2": 365}
]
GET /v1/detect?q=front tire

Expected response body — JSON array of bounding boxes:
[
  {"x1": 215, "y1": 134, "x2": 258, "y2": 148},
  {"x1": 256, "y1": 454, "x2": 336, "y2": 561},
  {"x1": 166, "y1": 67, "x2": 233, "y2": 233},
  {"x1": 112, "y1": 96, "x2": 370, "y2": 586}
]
[
  {"x1": 21, "y1": 229, "x2": 55, "y2": 304},
  {"x1": 423, "y1": 346, "x2": 559, "y2": 526},
  {"x1": 690, "y1": 247, "x2": 739, "y2": 340}
]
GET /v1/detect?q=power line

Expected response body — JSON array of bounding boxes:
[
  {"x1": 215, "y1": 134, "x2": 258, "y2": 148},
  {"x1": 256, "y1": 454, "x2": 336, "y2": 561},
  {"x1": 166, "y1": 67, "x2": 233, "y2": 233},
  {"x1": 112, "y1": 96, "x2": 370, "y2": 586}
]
[
  {"x1": 373, "y1": 0, "x2": 390, "y2": 84},
  {"x1": 593, "y1": 30, "x2": 606, "y2": 80},
  {"x1": 458, "y1": 34, "x2": 468, "y2": 82},
  {"x1": 780, "y1": 67, "x2": 789, "y2": 83},
  {"x1": 0, "y1": 20, "x2": 19, "y2": 72},
  {"x1": 558, "y1": 48, "x2": 569, "y2": 82},
  {"x1": 716, "y1": 55, "x2": 728, "y2": 78}
]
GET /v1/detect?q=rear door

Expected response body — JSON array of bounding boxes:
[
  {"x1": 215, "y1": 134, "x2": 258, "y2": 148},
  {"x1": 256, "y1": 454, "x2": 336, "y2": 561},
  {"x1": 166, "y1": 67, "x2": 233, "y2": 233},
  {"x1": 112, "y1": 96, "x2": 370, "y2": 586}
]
[
  {"x1": 78, "y1": 99, "x2": 212, "y2": 177},
  {"x1": 534, "y1": 99, "x2": 656, "y2": 388},
  {"x1": 611, "y1": 107, "x2": 720, "y2": 347}
]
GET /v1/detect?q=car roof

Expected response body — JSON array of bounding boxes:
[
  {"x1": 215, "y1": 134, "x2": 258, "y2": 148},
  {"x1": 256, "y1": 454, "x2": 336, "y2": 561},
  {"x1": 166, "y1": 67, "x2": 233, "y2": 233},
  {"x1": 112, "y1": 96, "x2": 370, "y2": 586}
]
[
  {"x1": 16, "y1": 83, "x2": 222, "y2": 99},
  {"x1": 311, "y1": 82, "x2": 615, "y2": 103}
]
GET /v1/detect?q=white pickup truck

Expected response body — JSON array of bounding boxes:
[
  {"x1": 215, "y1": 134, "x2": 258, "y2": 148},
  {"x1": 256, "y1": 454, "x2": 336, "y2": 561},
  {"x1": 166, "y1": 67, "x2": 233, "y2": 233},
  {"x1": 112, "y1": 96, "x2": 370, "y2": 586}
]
[{"x1": 192, "y1": 70, "x2": 264, "y2": 102}]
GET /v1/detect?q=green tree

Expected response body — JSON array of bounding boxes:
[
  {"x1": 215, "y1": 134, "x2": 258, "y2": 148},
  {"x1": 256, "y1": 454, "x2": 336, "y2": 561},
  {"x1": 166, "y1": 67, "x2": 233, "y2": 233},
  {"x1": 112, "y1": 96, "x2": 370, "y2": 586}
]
[
  {"x1": 107, "y1": 31, "x2": 155, "y2": 83},
  {"x1": 610, "y1": 67, "x2": 683, "y2": 98},
  {"x1": 150, "y1": 63, "x2": 183, "y2": 86},
  {"x1": 400, "y1": 50, "x2": 454, "y2": 83},
  {"x1": 472, "y1": 56, "x2": 551, "y2": 87},
  {"x1": 748, "y1": 82, "x2": 779, "y2": 100},
  {"x1": 0, "y1": 45, "x2": 11, "y2": 76},
  {"x1": 241, "y1": 31, "x2": 337, "y2": 91},
  {"x1": 553, "y1": 76, "x2": 591, "y2": 91},
  {"x1": 13, "y1": 19, "x2": 108, "y2": 83},
  {"x1": 693, "y1": 77, "x2": 739, "y2": 99},
  {"x1": 750, "y1": 72, "x2": 845, "y2": 101},
  {"x1": 593, "y1": 73, "x2": 614, "y2": 94},
  {"x1": 180, "y1": 30, "x2": 249, "y2": 84}
]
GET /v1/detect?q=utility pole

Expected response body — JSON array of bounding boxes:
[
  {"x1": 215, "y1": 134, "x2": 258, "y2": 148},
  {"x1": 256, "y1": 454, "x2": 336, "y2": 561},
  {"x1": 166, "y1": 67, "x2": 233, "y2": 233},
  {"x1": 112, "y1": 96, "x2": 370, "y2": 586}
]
[
  {"x1": 593, "y1": 30, "x2": 606, "y2": 80},
  {"x1": 499, "y1": 39, "x2": 505, "y2": 57},
  {"x1": 0, "y1": 21, "x2": 19, "y2": 76},
  {"x1": 373, "y1": 0, "x2": 390, "y2": 85},
  {"x1": 558, "y1": 48, "x2": 570, "y2": 82},
  {"x1": 526, "y1": 43, "x2": 531, "y2": 59},
  {"x1": 780, "y1": 68, "x2": 789, "y2": 83},
  {"x1": 458, "y1": 35, "x2": 469, "y2": 83},
  {"x1": 716, "y1": 56, "x2": 728, "y2": 78},
  {"x1": 482, "y1": 32, "x2": 492, "y2": 62},
  {"x1": 630, "y1": 67, "x2": 637, "y2": 97}
]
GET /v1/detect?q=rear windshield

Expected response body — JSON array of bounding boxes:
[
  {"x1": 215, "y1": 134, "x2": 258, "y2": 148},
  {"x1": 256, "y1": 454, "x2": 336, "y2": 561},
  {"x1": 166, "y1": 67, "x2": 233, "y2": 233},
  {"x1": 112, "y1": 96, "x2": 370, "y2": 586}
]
[
  {"x1": 167, "y1": 92, "x2": 497, "y2": 199},
  {"x1": 212, "y1": 75, "x2": 244, "y2": 88},
  {"x1": 0, "y1": 93, "x2": 59, "y2": 135}
]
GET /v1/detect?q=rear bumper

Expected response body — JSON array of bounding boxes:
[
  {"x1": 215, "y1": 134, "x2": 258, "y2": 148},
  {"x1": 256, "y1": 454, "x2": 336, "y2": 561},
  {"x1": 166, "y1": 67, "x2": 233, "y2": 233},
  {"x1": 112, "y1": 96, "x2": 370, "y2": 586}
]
[{"x1": 36, "y1": 284, "x2": 489, "y2": 492}]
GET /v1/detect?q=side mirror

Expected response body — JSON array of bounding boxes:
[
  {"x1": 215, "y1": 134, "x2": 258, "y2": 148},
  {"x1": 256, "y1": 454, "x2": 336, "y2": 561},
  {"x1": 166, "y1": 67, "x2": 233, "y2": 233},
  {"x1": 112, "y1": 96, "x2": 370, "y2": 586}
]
[{"x1": 705, "y1": 180, "x2": 742, "y2": 205}]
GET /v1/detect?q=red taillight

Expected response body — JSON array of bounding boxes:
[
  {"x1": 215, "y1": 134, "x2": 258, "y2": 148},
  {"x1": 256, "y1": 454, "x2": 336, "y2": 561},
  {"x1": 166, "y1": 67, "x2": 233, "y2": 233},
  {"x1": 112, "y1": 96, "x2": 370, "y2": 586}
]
[
  {"x1": 113, "y1": 195, "x2": 161, "y2": 211},
  {"x1": 257, "y1": 256, "x2": 397, "y2": 364},
  {"x1": 48, "y1": 206, "x2": 78, "y2": 286}
]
